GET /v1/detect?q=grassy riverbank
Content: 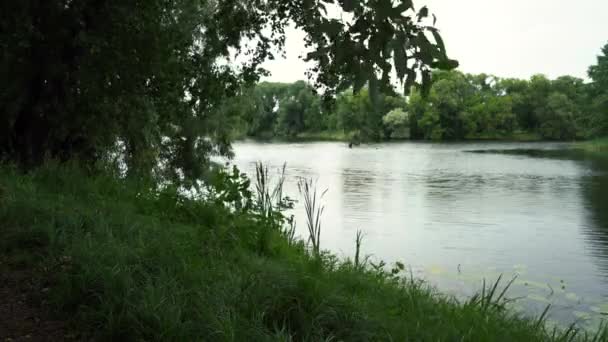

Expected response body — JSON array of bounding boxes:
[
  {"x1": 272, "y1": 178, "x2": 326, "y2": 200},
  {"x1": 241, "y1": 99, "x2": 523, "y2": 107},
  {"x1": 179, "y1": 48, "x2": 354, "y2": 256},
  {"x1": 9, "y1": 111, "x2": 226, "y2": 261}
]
[
  {"x1": 1, "y1": 164, "x2": 606, "y2": 341},
  {"x1": 577, "y1": 137, "x2": 608, "y2": 153},
  {"x1": 465, "y1": 131, "x2": 544, "y2": 142},
  {"x1": 292, "y1": 131, "x2": 353, "y2": 142},
  {"x1": 240, "y1": 130, "x2": 545, "y2": 143}
]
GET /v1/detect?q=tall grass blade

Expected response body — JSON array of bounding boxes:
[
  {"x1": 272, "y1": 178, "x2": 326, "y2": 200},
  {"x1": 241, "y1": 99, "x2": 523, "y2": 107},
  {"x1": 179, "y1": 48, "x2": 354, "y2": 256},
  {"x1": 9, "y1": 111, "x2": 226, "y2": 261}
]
[
  {"x1": 298, "y1": 177, "x2": 326, "y2": 256},
  {"x1": 534, "y1": 304, "x2": 552, "y2": 330},
  {"x1": 355, "y1": 230, "x2": 364, "y2": 269}
]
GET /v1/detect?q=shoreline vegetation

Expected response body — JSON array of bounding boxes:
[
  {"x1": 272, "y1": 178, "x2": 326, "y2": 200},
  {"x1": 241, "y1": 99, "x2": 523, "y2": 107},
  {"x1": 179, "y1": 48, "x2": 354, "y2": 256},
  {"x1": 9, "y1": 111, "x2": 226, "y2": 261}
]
[
  {"x1": 230, "y1": 68, "x2": 604, "y2": 145},
  {"x1": 577, "y1": 138, "x2": 608, "y2": 153},
  {"x1": 2, "y1": 1, "x2": 608, "y2": 339},
  {"x1": 1, "y1": 163, "x2": 607, "y2": 341},
  {"x1": 235, "y1": 130, "x2": 547, "y2": 143}
]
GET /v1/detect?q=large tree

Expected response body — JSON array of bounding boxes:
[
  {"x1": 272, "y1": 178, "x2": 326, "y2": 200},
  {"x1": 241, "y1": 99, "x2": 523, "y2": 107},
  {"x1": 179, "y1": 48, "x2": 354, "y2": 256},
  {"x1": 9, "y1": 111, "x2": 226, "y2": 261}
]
[
  {"x1": 587, "y1": 43, "x2": 608, "y2": 136},
  {"x1": 1, "y1": 0, "x2": 456, "y2": 183}
]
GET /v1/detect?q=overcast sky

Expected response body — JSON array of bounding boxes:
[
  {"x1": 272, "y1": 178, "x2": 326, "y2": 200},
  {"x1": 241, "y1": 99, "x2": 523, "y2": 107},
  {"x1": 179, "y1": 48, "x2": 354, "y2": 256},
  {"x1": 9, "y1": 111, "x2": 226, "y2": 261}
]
[{"x1": 261, "y1": 0, "x2": 608, "y2": 83}]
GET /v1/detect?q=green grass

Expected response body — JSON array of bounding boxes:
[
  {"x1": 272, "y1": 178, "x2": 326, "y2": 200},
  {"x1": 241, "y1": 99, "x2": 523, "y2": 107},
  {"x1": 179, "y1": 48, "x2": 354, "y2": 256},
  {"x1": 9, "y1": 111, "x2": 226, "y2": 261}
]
[
  {"x1": 242, "y1": 131, "x2": 354, "y2": 142},
  {"x1": 577, "y1": 137, "x2": 608, "y2": 153},
  {"x1": 1, "y1": 163, "x2": 607, "y2": 341},
  {"x1": 245, "y1": 130, "x2": 547, "y2": 143},
  {"x1": 465, "y1": 131, "x2": 544, "y2": 142},
  {"x1": 293, "y1": 131, "x2": 352, "y2": 142}
]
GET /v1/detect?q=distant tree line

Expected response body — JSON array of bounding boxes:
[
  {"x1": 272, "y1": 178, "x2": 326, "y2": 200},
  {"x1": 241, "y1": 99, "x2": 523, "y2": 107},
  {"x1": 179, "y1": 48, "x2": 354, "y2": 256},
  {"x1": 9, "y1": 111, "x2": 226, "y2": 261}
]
[{"x1": 233, "y1": 44, "x2": 608, "y2": 142}]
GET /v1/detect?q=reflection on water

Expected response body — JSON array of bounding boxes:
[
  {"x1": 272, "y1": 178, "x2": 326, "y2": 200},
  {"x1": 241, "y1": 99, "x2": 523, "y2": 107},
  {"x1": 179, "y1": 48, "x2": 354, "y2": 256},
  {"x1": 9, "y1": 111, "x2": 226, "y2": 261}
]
[
  {"x1": 582, "y1": 157, "x2": 608, "y2": 277},
  {"x1": 231, "y1": 141, "x2": 608, "y2": 327}
]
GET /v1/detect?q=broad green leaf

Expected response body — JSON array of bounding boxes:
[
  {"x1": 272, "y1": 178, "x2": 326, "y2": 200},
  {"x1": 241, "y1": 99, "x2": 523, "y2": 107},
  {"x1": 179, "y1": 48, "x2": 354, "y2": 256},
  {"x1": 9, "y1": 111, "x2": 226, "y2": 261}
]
[
  {"x1": 393, "y1": 39, "x2": 407, "y2": 81},
  {"x1": 415, "y1": 33, "x2": 434, "y2": 64},
  {"x1": 375, "y1": 0, "x2": 394, "y2": 19},
  {"x1": 429, "y1": 28, "x2": 446, "y2": 55},
  {"x1": 321, "y1": 19, "x2": 344, "y2": 37},
  {"x1": 404, "y1": 69, "x2": 416, "y2": 95},
  {"x1": 417, "y1": 6, "x2": 429, "y2": 21},
  {"x1": 432, "y1": 58, "x2": 459, "y2": 70},
  {"x1": 341, "y1": 0, "x2": 359, "y2": 12},
  {"x1": 393, "y1": 0, "x2": 414, "y2": 14}
]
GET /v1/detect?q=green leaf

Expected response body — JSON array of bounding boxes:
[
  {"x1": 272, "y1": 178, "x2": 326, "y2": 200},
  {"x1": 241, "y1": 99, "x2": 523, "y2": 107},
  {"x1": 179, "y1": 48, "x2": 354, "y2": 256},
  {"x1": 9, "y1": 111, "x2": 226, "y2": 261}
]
[
  {"x1": 432, "y1": 58, "x2": 459, "y2": 70},
  {"x1": 415, "y1": 33, "x2": 434, "y2": 65},
  {"x1": 393, "y1": 0, "x2": 413, "y2": 14},
  {"x1": 341, "y1": 0, "x2": 359, "y2": 12},
  {"x1": 417, "y1": 6, "x2": 429, "y2": 21},
  {"x1": 392, "y1": 39, "x2": 407, "y2": 81},
  {"x1": 369, "y1": 73, "x2": 379, "y2": 106},
  {"x1": 375, "y1": 0, "x2": 394, "y2": 19},
  {"x1": 321, "y1": 19, "x2": 344, "y2": 37},
  {"x1": 421, "y1": 69, "x2": 432, "y2": 96},
  {"x1": 353, "y1": 70, "x2": 366, "y2": 94},
  {"x1": 404, "y1": 69, "x2": 416, "y2": 95},
  {"x1": 429, "y1": 28, "x2": 446, "y2": 55},
  {"x1": 305, "y1": 47, "x2": 329, "y2": 62}
]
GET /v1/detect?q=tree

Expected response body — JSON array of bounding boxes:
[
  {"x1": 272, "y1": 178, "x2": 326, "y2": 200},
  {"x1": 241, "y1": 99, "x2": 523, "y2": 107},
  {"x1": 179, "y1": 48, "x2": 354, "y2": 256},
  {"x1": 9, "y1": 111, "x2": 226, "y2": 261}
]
[
  {"x1": 276, "y1": 81, "x2": 321, "y2": 136},
  {"x1": 587, "y1": 43, "x2": 608, "y2": 136},
  {"x1": 382, "y1": 108, "x2": 410, "y2": 139},
  {"x1": 335, "y1": 89, "x2": 370, "y2": 136},
  {"x1": 538, "y1": 93, "x2": 578, "y2": 140},
  {"x1": 407, "y1": 90, "x2": 428, "y2": 139},
  {"x1": 245, "y1": 83, "x2": 290, "y2": 137},
  {"x1": 467, "y1": 96, "x2": 515, "y2": 135},
  {"x1": 332, "y1": 87, "x2": 407, "y2": 140},
  {"x1": 501, "y1": 78, "x2": 535, "y2": 131},
  {"x1": 1, "y1": 0, "x2": 456, "y2": 183},
  {"x1": 416, "y1": 71, "x2": 475, "y2": 140}
]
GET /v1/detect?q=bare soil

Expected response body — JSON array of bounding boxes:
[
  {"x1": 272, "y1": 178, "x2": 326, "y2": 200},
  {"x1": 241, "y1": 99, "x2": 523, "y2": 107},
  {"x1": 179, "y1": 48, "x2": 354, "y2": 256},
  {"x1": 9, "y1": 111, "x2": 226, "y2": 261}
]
[{"x1": 0, "y1": 261, "x2": 78, "y2": 342}]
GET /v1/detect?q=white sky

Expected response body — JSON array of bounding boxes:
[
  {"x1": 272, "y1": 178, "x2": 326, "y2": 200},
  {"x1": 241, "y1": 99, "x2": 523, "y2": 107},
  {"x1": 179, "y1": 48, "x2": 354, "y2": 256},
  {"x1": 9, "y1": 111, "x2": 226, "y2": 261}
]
[{"x1": 261, "y1": 0, "x2": 608, "y2": 83}]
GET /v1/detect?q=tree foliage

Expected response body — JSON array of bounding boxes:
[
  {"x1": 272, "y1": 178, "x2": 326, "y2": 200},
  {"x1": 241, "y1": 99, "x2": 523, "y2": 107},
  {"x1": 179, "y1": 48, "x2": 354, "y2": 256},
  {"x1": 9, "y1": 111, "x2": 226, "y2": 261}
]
[
  {"x1": 233, "y1": 82, "x2": 408, "y2": 141},
  {"x1": 587, "y1": 43, "x2": 608, "y2": 136},
  {"x1": 383, "y1": 108, "x2": 410, "y2": 138},
  {"x1": 233, "y1": 66, "x2": 597, "y2": 142},
  {"x1": 410, "y1": 70, "x2": 587, "y2": 140},
  {"x1": 0, "y1": 0, "x2": 455, "y2": 184}
]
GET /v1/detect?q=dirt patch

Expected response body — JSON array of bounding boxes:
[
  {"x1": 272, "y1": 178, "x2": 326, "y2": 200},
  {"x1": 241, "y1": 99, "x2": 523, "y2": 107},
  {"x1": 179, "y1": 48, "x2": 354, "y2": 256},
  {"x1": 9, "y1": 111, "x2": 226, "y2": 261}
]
[{"x1": 0, "y1": 262, "x2": 77, "y2": 342}]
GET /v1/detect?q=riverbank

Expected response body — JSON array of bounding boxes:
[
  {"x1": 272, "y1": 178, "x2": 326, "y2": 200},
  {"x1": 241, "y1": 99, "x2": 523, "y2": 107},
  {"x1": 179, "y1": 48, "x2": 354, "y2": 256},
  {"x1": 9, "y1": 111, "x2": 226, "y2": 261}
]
[
  {"x1": 239, "y1": 130, "x2": 546, "y2": 143},
  {"x1": 465, "y1": 131, "x2": 543, "y2": 142},
  {"x1": 577, "y1": 137, "x2": 608, "y2": 153},
  {"x1": 1, "y1": 164, "x2": 606, "y2": 340},
  {"x1": 235, "y1": 130, "x2": 353, "y2": 142}
]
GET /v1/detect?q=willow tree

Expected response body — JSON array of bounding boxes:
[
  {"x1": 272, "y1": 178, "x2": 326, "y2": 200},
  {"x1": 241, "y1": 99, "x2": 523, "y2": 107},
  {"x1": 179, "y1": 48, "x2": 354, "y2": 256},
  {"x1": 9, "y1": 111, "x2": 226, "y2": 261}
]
[{"x1": 1, "y1": 0, "x2": 457, "y2": 183}]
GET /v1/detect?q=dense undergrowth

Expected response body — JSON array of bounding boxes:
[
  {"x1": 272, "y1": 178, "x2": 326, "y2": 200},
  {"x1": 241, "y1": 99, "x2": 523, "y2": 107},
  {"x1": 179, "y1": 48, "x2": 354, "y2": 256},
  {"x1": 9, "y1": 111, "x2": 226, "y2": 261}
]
[{"x1": 1, "y1": 163, "x2": 607, "y2": 341}]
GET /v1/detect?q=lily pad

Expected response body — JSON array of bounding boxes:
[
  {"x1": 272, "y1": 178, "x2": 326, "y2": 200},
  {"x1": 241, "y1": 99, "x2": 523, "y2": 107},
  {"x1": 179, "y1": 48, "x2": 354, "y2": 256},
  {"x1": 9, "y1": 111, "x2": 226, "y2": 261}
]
[
  {"x1": 591, "y1": 303, "x2": 608, "y2": 315},
  {"x1": 573, "y1": 311, "x2": 592, "y2": 320},
  {"x1": 564, "y1": 292, "x2": 579, "y2": 302},
  {"x1": 427, "y1": 265, "x2": 445, "y2": 275},
  {"x1": 528, "y1": 293, "x2": 551, "y2": 304},
  {"x1": 515, "y1": 279, "x2": 547, "y2": 290}
]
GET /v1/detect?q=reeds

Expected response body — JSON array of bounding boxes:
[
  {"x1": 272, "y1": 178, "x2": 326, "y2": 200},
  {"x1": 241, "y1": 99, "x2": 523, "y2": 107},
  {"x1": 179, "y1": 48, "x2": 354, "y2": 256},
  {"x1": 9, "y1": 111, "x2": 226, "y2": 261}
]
[{"x1": 297, "y1": 177, "x2": 327, "y2": 256}]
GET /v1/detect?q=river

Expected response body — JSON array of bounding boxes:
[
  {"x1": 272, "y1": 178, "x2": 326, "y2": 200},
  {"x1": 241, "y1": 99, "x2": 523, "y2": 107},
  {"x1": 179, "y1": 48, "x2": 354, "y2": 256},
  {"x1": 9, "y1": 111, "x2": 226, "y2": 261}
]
[{"x1": 230, "y1": 140, "x2": 608, "y2": 328}]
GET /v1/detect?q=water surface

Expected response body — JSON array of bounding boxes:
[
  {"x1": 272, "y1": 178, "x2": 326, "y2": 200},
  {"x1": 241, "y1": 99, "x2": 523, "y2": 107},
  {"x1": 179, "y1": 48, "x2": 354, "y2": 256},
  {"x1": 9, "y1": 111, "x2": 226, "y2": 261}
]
[{"x1": 231, "y1": 141, "x2": 608, "y2": 327}]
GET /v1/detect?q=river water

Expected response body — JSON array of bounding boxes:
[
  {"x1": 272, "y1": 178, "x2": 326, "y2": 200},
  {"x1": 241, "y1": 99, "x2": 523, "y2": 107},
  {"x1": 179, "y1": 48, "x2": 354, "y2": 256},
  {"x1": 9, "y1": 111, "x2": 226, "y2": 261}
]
[{"x1": 230, "y1": 141, "x2": 608, "y2": 328}]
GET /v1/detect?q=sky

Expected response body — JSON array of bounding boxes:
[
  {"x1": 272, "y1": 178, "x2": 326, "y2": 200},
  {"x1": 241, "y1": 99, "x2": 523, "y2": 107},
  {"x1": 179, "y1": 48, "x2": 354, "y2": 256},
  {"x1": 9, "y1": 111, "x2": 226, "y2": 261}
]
[{"x1": 261, "y1": 0, "x2": 608, "y2": 83}]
